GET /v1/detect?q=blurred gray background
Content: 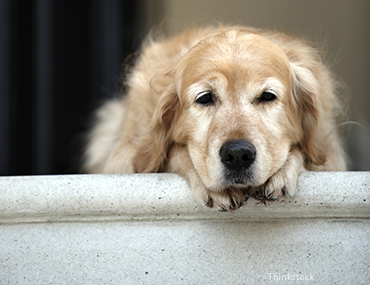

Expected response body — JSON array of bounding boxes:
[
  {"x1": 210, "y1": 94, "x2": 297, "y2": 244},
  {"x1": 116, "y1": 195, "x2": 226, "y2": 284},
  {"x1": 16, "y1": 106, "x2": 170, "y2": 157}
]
[
  {"x1": 1, "y1": 0, "x2": 368, "y2": 174},
  {"x1": 137, "y1": 0, "x2": 370, "y2": 170}
]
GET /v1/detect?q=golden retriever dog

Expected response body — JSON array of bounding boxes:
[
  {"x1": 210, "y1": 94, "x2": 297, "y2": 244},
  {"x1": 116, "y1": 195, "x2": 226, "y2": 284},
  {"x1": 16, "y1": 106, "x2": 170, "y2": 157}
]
[{"x1": 83, "y1": 25, "x2": 347, "y2": 211}]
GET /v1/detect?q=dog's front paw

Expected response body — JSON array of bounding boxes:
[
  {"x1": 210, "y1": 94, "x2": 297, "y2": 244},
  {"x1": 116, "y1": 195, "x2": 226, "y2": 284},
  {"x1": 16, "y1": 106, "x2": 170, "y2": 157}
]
[
  {"x1": 264, "y1": 170, "x2": 295, "y2": 200},
  {"x1": 200, "y1": 188, "x2": 246, "y2": 212},
  {"x1": 250, "y1": 168, "x2": 300, "y2": 202},
  {"x1": 250, "y1": 148, "x2": 305, "y2": 202}
]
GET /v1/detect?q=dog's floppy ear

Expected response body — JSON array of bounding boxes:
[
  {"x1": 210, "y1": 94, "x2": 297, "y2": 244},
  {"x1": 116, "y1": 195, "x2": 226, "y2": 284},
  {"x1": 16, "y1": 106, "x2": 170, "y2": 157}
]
[
  {"x1": 290, "y1": 58, "x2": 327, "y2": 166},
  {"x1": 133, "y1": 79, "x2": 181, "y2": 173}
]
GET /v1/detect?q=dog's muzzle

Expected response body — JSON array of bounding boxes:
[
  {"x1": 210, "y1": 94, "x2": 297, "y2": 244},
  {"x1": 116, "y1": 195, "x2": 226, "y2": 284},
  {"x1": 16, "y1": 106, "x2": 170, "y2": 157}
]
[{"x1": 219, "y1": 139, "x2": 256, "y2": 184}]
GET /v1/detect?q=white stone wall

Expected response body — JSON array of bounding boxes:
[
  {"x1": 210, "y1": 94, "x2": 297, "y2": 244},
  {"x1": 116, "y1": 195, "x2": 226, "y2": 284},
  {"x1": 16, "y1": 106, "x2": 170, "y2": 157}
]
[{"x1": 1, "y1": 173, "x2": 369, "y2": 284}]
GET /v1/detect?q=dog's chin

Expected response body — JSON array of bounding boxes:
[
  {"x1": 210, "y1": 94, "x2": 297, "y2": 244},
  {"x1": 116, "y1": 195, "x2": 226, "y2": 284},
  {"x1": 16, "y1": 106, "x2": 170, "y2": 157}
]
[
  {"x1": 221, "y1": 168, "x2": 258, "y2": 189},
  {"x1": 201, "y1": 167, "x2": 261, "y2": 192}
]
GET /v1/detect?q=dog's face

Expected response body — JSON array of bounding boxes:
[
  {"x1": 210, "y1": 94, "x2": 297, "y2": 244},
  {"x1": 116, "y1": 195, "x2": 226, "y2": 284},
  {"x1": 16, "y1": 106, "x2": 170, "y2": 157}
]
[{"x1": 172, "y1": 31, "x2": 302, "y2": 191}]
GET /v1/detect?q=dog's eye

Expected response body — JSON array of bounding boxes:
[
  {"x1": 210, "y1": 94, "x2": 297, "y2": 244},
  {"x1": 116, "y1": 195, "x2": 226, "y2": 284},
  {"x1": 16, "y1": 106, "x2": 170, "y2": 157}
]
[
  {"x1": 259, "y1": 91, "x2": 277, "y2": 102},
  {"x1": 196, "y1": 92, "x2": 214, "y2": 106}
]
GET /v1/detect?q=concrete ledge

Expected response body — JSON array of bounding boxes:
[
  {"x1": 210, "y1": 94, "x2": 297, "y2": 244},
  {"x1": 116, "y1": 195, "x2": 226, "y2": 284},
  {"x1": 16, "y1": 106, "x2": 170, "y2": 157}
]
[
  {"x1": 1, "y1": 172, "x2": 369, "y2": 284},
  {"x1": 0, "y1": 172, "x2": 369, "y2": 224}
]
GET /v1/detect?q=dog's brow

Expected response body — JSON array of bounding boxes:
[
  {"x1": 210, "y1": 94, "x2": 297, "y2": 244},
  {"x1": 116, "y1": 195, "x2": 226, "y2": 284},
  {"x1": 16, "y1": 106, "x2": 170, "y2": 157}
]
[
  {"x1": 188, "y1": 81, "x2": 215, "y2": 96},
  {"x1": 188, "y1": 83, "x2": 208, "y2": 96},
  {"x1": 243, "y1": 77, "x2": 283, "y2": 99},
  {"x1": 262, "y1": 77, "x2": 284, "y2": 94}
]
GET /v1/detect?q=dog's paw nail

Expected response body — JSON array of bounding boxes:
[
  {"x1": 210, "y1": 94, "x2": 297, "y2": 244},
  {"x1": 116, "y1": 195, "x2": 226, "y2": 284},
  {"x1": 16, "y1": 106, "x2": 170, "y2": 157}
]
[
  {"x1": 218, "y1": 206, "x2": 228, "y2": 212},
  {"x1": 281, "y1": 187, "x2": 287, "y2": 196},
  {"x1": 230, "y1": 199, "x2": 237, "y2": 210},
  {"x1": 205, "y1": 197, "x2": 213, "y2": 208},
  {"x1": 266, "y1": 190, "x2": 278, "y2": 200},
  {"x1": 267, "y1": 195, "x2": 278, "y2": 201},
  {"x1": 264, "y1": 187, "x2": 273, "y2": 197},
  {"x1": 264, "y1": 188, "x2": 270, "y2": 196}
]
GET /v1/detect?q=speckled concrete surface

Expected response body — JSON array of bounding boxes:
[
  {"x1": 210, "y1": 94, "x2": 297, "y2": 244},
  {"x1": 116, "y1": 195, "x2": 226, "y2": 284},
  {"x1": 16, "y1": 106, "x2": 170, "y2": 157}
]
[
  {"x1": 1, "y1": 219, "x2": 369, "y2": 284},
  {"x1": 0, "y1": 172, "x2": 369, "y2": 223},
  {"x1": 0, "y1": 172, "x2": 369, "y2": 284}
]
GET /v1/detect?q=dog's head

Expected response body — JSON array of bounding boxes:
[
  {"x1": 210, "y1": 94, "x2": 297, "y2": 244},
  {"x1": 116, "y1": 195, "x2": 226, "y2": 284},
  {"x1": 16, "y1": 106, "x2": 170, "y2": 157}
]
[{"x1": 135, "y1": 28, "x2": 327, "y2": 191}]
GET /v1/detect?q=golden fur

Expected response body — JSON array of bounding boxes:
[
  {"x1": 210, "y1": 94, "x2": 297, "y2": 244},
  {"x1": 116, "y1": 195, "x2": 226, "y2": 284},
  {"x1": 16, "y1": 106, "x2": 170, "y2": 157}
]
[{"x1": 83, "y1": 26, "x2": 346, "y2": 211}]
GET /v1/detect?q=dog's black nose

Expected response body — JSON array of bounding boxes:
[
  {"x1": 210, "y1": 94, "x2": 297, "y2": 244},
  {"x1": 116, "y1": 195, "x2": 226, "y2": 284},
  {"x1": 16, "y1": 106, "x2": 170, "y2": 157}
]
[{"x1": 220, "y1": 139, "x2": 256, "y2": 170}]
